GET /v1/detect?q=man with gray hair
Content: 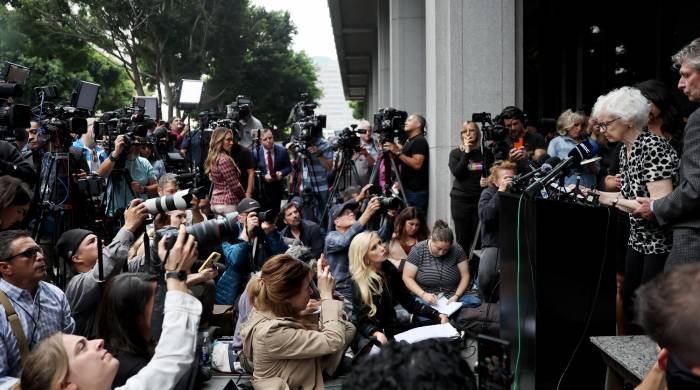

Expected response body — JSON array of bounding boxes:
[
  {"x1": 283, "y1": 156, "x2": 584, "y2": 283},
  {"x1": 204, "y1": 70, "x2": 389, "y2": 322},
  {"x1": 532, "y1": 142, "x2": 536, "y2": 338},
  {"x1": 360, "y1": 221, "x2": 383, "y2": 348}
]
[
  {"x1": 352, "y1": 119, "x2": 379, "y2": 186},
  {"x1": 636, "y1": 37, "x2": 700, "y2": 269}
]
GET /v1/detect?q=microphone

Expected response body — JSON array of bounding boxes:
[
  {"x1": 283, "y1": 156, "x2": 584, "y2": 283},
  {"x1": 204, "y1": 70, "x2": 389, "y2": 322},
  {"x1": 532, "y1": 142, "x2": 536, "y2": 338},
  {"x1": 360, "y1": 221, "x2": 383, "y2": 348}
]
[
  {"x1": 508, "y1": 156, "x2": 561, "y2": 192},
  {"x1": 524, "y1": 142, "x2": 598, "y2": 197}
]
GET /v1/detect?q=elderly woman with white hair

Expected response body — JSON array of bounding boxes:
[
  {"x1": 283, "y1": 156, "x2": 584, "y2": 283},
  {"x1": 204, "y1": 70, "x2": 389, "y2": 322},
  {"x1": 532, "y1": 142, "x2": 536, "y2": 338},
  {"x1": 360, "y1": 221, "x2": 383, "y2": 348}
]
[
  {"x1": 590, "y1": 86, "x2": 679, "y2": 335},
  {"x1": 547, "y1": 109, "x2": 597, "y2": 188}
]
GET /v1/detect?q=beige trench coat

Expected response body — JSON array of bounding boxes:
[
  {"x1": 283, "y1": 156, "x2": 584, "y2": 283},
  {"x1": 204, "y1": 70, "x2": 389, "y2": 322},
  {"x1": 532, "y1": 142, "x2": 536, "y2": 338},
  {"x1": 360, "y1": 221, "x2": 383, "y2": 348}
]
[{"x1": 240, "y1": 299, "x2": 355, "y2": 390}]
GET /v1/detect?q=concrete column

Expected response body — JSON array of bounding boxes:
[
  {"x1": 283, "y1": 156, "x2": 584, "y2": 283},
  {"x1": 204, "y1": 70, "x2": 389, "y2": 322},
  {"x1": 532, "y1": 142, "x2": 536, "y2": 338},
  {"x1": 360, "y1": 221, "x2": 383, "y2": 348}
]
[
  {"x1": 377, "y1": 0, "x2": 390, "y2": 108},
  {"x1": 424, "y1": 0, "x2": 522, "y2": 223},
  {"x1": 389, "y1": 0, "x2": 425, "y2": 114}
]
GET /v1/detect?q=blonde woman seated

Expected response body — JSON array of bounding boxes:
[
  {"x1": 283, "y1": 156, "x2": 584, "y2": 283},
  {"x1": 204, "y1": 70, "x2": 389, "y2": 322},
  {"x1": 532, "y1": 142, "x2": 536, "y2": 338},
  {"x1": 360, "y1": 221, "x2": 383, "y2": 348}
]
[
  {"x1": 240, "y1": 254, "x2": 355, "y2": 390},
  {"x1": 350, "y1": 231, "x2": 448, "y2": 349}
]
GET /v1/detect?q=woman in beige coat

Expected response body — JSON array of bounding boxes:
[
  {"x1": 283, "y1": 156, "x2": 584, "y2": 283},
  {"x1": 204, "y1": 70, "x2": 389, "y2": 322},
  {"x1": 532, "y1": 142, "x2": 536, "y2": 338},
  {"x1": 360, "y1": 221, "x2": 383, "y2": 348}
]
[{"x1": 240, "y1": 254, "x2": 355, "y2": 390}]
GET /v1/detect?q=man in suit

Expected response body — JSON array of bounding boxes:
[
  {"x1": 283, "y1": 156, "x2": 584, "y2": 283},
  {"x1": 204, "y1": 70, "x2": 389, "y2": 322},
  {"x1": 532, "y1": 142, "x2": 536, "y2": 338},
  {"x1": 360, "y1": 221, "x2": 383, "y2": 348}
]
[
  {"x1": 636, "y1": 37, "x2": 700, "y2": 269},
  {"x1": 253, "y1": 129, "x2": 291, "y2": 216}
]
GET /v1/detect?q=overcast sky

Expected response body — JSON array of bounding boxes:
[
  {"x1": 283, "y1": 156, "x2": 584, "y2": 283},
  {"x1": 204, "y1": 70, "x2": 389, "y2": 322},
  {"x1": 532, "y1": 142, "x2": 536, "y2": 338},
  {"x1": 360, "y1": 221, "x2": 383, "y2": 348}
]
[{"x1": 250, "y1": 0, "x2": 337, "y2": 59}]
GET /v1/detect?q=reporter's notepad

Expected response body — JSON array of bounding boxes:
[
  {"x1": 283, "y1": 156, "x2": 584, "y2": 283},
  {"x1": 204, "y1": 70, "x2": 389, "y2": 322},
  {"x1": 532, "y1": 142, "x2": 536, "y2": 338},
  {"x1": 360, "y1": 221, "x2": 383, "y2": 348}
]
[
  {"x1": 393, "y1": 323, "x2": 459, "y2": 344},
  {"x1": 430, "y1": 296, "x2": 462, "y2": 316}
]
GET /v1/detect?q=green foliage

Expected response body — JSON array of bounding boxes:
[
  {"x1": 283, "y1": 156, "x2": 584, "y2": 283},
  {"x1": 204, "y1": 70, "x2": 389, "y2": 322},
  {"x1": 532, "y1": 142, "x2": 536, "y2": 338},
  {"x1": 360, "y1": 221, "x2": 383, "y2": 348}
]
[
  {"x1": 1, "y1": 1, "x2": 320, "y2": 130},
  {"x1": 0, "y1": 4, "x2": 133, "y2": 110},
  {"x1": 349, "y1": 100, "x2": 365, "y2": 120}
]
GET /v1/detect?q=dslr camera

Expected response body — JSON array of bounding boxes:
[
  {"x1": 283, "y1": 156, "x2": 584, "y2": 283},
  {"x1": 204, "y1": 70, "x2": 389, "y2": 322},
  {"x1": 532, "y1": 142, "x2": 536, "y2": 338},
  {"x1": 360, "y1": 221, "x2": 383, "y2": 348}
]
[{"x1": 156, "y1": 212, "x2": 240, "y2": 251}]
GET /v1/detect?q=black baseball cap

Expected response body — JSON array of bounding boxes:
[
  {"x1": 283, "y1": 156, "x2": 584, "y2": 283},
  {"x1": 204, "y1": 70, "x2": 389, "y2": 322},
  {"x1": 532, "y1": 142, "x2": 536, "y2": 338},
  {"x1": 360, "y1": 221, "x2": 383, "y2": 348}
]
[{"x1": 237, "y1": 198, "x2": 261, "y2": 214}]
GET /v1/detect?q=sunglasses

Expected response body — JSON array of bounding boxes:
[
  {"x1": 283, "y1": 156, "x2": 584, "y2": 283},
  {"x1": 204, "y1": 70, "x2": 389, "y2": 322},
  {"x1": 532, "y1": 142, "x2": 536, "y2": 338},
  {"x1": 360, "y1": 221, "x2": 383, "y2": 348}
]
[{"x1": 0, "y1": 246, "x2": 44, "y2": 263}]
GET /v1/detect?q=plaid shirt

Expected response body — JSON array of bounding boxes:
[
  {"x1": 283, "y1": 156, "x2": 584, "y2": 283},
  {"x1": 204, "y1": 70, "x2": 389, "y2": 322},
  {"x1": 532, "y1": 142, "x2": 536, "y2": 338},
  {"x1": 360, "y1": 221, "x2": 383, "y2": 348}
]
[
  {"x1": 0, "y1": 278, "x2": 75, "y2": 378},
  {"x1": 209, "y1": 156, "x2": 246, "y2": 206},
  {"x1": 302, "y1": 138, "x2": 333, "y2": 192}
]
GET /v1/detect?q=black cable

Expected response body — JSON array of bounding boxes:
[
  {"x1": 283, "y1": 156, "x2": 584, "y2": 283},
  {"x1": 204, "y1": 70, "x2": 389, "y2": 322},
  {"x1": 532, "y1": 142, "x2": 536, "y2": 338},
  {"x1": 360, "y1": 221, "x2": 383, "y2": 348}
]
[{"x1": 555, "y1": 207, "x2": 611, "y2": 390}]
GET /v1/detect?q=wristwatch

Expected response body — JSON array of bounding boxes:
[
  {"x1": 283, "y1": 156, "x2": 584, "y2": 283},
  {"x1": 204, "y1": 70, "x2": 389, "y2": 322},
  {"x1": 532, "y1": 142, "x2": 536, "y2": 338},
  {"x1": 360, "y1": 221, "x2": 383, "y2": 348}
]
[
  {"x1": 108, "y1": 153, "x2": 118, "y2": 162},
  {"x1": 165, "y1": 270, "x2": 187, "y2": 281}
]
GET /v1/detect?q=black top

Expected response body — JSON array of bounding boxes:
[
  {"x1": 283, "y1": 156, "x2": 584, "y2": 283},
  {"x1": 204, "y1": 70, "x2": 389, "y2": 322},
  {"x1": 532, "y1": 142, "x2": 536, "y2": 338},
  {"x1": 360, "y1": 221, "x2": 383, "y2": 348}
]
[
  {"x1": 448, "y1": 147, "x2": 487, "y2": 201},
  {"x1": 112, "y1": 350, "x2": 193, "y2": 389},
  {"x1": 0, "y1": 140, "x2": 37, "y2": 186},
  {"x1": 230, "y1": 144, "x2": 253, "y2": 188},
  {"x1": 400, "y1": 134, "x2": 429, "y2": 192},
  {"x1": 478, "y1": 186, "x2": 500, "y2": 248},
  {"x1": 280, "y1": 219, "x2": 325, "y2": 259},
  {"x1": 351, "y1": 260, "x2": 441, "y2": 338}
]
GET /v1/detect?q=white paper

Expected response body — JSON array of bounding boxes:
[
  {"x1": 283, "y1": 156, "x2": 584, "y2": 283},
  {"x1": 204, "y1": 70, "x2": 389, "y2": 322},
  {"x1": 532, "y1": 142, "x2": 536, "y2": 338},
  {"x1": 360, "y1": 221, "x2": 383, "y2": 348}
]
[
  {"x1": 430, "y1": 296, "x2": 462, "y2": 316},
  {"x1": 369, "y1": 345, "x2": 381, "y2": 356},
  {"x1": 393, "y1": 323, "x2": 460, "y2": 344}
]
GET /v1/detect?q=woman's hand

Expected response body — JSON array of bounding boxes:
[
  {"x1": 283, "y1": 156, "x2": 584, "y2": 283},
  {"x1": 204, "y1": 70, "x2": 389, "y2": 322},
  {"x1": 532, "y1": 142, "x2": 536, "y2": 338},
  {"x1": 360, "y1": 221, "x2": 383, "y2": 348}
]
[
  {"x1": 373, "y1": 331, "x2": 389, "y2": 345},
  {"x1": 439, "y1": 314, "x2": 449, "y2": 324},
  {"x1": 317, "y1": 257, "x2": 335, "y2": 300},
  {"x1": 479, "y1": 177, "x2": 489, "y2": 188},
  {"x1": 447, "y1": 295, "x2": 458, "y2": 304},
  {"x1": 299, "y1": 299, "x2": 321, "y2": 316},
  {"x1": 422, "y1": 292, "x2": 438, "y2": 305}
]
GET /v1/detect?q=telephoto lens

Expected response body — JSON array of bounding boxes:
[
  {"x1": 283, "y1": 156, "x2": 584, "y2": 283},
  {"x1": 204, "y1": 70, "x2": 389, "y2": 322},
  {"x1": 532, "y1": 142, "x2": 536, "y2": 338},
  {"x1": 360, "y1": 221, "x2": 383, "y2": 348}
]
[
  {"x1": 158, "y1": 212, "x2": 240, "y2": 251},
  {"x1": 143, "y1": 189, "x2": 194, "y2": 214}
]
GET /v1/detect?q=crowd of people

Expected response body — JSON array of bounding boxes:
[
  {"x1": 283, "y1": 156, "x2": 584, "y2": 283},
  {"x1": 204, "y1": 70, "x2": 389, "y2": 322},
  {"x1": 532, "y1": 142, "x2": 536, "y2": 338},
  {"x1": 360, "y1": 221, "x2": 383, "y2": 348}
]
[{"x1": 0, "y1": 37, "x2": 698, "y2": 389}]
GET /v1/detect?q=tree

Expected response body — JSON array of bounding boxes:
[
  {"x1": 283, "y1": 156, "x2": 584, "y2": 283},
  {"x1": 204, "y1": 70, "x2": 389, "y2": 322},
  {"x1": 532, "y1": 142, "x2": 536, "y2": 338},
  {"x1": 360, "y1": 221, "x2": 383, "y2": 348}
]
[
  {"x1": 348, "y1": 101, "x2": 365, "y2": 120},
  {"x1": 0, "y1": 4, "x2": 132, "y2": 110}
]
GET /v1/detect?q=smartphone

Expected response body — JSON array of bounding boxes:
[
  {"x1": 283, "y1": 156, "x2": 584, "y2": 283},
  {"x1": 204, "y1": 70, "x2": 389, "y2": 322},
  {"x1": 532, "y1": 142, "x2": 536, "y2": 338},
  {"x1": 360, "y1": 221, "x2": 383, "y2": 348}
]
[
  {"x1": 198, "y1": 252, "x2": 222, "y2": 273},
  {"x1": 513, "y1": 137, "x2": 524, "y2": 149}
]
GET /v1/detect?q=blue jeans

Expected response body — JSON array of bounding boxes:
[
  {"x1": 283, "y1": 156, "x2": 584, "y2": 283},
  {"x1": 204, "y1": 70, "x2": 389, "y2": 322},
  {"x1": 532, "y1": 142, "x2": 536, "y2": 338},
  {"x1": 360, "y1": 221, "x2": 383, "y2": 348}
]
[
  {"x1": 405, "y1": 190, "x2": 429, "y2": 214},
  {"x1": 414, "y1": 293, "x2": 481, "y2": 321}
]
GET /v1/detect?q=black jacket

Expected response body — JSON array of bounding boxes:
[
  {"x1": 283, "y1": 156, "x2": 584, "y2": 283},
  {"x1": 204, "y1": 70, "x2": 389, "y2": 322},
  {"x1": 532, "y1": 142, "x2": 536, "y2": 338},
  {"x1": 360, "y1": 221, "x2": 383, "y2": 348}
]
[
  {"x1": 478, "y1": 186, "x2": 500, "y2": 248},
  {"x1": 0, "y1": 140, "x2": 37, "y2": 186},
  {"x1": 352, "y1": 261, "x2": 440, "y2": 338},
  {"x1": 280, "y1": 219, "x2": 325, "y2": 259},
  {"x1": 448, "y1": 147, "x2": 486, "y2": 202}
]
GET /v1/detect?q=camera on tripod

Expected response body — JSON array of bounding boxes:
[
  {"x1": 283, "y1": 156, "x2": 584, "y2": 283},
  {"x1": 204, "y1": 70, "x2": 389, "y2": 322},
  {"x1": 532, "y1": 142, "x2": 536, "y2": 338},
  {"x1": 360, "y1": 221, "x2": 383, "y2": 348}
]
[
  {"x1": 1, "y1": 62, "x2": 34, "y2": 137},
  {"x1": 471, "y1": 112, "x2": 510, "y2": 161},
  {"x1": 288, "y1": 93, "x2": 326, "y2": 152},
  {"x1": 198, "y1": 109, "x2": 225, "y2": 130},
  {"x1": 373, "y1": 107, "x2": 408, "y2": 144},
  {"x1": 333, "y1": 124, "x2": 366, "y2": 153}
]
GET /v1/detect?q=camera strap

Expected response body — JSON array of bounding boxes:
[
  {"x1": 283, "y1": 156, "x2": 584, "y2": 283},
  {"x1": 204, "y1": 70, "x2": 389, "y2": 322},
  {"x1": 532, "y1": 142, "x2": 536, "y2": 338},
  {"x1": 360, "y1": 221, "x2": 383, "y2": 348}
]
[{"x1": 0, "y1": 289, "x2": 30, "y2": 362}]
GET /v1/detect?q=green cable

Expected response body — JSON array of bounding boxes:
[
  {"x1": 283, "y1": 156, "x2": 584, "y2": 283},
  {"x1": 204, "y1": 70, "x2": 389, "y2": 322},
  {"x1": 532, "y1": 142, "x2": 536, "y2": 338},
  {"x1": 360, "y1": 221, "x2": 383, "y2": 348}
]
[{"x1": 512, "y1": 194, "x2": 524, "y2": 390}]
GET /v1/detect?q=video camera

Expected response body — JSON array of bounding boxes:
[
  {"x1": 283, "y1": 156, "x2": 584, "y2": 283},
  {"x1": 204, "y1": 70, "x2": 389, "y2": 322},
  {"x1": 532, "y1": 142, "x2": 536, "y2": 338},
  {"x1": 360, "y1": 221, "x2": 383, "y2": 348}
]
[
  {"x1": 333, "y1": 124, "x2": 366, "y2": 153},
  {"x1": 373, "y1": 107, "x2": 407, "y2": 144},
  {"x1": 0, "y1": 62, "x2": 34, "y2": 138},
  {"x1": 288, "y1": 93, "x2": 326, "y2": 152},
  {"x1": 471, "y1": 112, "x2": 509, "y2": 161},
  {"x1": 198, "y1": 109, "x2": 226, "y2": 130}
]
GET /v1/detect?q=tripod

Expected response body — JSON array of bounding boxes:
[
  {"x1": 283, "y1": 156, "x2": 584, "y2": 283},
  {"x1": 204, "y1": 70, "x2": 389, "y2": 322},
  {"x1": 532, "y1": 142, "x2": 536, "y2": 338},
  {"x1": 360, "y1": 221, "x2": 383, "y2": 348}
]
[
  {"x1": 319, "y1": 147, "x2": 361, "y2": 225},
  {"x1": 288, "y1": 149, "x2": 326, "y2": 223},
  {"x1": 367, "y1": 149, "x2": 409, "y2": 206}
]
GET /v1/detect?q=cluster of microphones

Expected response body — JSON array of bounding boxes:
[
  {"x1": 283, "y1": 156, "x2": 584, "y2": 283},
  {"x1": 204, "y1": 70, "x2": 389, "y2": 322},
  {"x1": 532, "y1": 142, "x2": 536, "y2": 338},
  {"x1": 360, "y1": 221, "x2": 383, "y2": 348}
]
[{"x1": 507, "y1": 140, "x2": 601, "y2": 205}]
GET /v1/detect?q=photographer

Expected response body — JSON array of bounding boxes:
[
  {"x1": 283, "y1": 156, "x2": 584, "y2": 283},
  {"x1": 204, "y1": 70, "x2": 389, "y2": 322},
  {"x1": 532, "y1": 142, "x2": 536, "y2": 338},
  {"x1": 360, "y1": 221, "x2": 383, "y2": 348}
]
[
  {"x1": 302, "y1": 131, "x2": 334, "y2": 223},
  {"x1": 325, "y1": 197, "x2": 381, "y2": 308},
  {"x1": 383, "y1": 114, "x2": 429, "y2": 213},
  {"x1": 157, "y1": 173, "x2": 205, "y2": 225},
  {"x1": 352, "y1": 120, "x2": 379, "y2": 186},
  {"x1": 500, "y1": 106, "x2": 546, "y2": 164},
  {"x1": 73, "y1": 121, "x2": 108, "y2": 174},
  {"x1": 98, "y1": 135, "x2": 158, "y2": 216},
  {"x1": 169, "y1": 117, "x2": 185, "y2": 148},
  {"x1": 57, "y1": 198, "x2": 150, "y2": 336},
  {"x1": 280, "y1": 201, "x2": 325, "y2": 260},
  {"x1": 215, "y1": 198, "x2": 288, "y2": 305},
  {"x1": 253, "y1": 129, "x2": 291, "y2": 216}
]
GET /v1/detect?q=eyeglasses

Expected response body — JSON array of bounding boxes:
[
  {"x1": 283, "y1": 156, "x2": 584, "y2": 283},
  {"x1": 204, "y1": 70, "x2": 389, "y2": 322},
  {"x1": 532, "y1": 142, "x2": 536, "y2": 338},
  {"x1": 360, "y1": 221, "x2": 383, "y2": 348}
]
[
  {"x1": 593, "y1": 117, "x2": 621, "y2": 131},
  {"x1": 0, "y1": 246, "x2": 44, "y2": 263}
]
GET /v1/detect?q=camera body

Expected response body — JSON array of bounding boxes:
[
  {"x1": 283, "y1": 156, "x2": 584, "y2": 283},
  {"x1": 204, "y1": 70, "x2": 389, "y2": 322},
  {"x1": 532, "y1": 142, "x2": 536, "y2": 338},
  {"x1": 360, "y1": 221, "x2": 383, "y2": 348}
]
[
  {"x1": 333, "y1": 125, "x2": 366, "y2": 153},
  {"x1": 471, "y1": 112, "x2": 510, "y2": 161},
  {"x1": 373, "y1": 107, "x2": 408, "y2": 144}
]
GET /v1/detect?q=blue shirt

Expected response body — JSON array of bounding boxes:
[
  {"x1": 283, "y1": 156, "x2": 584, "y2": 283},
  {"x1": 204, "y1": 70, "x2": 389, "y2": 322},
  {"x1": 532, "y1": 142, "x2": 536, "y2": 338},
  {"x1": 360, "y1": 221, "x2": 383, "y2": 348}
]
[
  {"x1": 72, "y1": 139, "x2": 108, "y2": 173},
  {"x1": 546, "y1": 135, "x2": 598, "y2": 188},
  {"x1": 302, "y1": 138, "x2": 333, "y2": 192},
  {"x1": 180, "y1": 130, "x2": 205, "y2": 169},
  {"x1": 105, "y1": 156, "x2": 156, "y2": 216},
  {"x1": 0, "y1": 278, "x2": 75, "y2": 379}
]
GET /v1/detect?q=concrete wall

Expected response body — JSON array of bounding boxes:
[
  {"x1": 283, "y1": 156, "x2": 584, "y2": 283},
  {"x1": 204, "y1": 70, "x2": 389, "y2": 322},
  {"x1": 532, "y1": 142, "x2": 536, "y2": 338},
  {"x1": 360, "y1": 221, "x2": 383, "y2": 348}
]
[
  {"x1": 424, "y1": 0, "x2": 522, "y2": 223},
  {"x1": 389, "y1": 0, "x2": 426, "y2": 114}
]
